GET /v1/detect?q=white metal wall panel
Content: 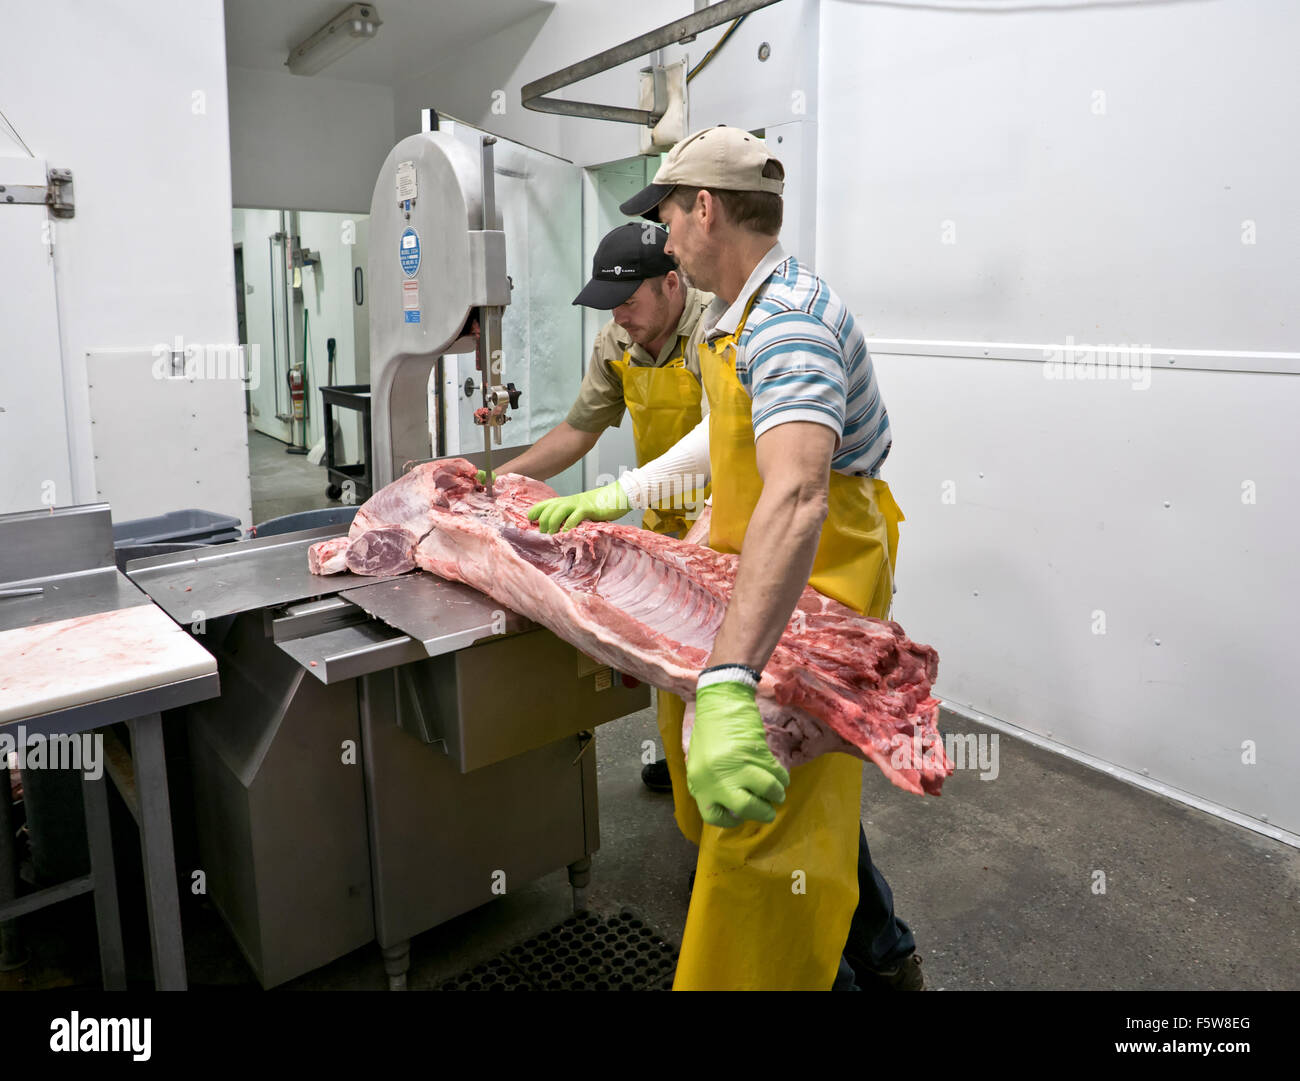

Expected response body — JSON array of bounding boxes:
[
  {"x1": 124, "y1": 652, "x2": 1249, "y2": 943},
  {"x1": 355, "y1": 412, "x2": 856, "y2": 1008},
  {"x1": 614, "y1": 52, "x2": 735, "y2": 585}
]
[
  {"x1": 875, "y1": 350, "x2": 1299, "y2": 835},
  {"x1": 816, "y1": 0, "x2": 1300, "y2": 837},
  {"x1": 85, "y1": 349, "x2": 252, "y2": 526},
  {"x1": 818, "y1": 0, "x2": 1300, "y2": 350}
]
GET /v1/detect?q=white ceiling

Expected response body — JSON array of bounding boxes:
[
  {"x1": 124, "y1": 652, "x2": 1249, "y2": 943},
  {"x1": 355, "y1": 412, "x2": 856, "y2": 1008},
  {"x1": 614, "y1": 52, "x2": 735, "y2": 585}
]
[{"x1": 223, "y1": 0, "x2": 554, "y2": 86}]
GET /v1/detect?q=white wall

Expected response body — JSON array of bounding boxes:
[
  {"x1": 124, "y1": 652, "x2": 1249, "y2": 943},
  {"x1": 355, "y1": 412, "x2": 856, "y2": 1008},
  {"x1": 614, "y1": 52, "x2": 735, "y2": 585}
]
[
  {"x1": 0, "y1": 0, "x2": 251, "y2": 527},
  {"x1": 820, "y1": 0, "x2": 1298, "y2": 348},
  {"x1": 394, "y1": 5, "x2": 640, "y2": 166},
  {"x1": 227, "y1": 66, "x2": 397, "y2": 213},
  {"x1": 819, "y1": 0, "x2": 1300, "y2": 836}
]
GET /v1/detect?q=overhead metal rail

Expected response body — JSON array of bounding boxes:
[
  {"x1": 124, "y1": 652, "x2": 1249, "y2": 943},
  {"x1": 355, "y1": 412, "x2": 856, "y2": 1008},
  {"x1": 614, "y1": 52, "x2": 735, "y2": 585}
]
[{"x1": 520, "y1": 0, "x2": 783, "y2": 126}]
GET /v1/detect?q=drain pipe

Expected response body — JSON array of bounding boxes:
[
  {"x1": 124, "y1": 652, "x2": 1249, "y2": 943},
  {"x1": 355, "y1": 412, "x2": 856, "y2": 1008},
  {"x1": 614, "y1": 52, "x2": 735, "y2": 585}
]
[{"x1": 521, "y1": 0, "x2": 784, "y2": 125}]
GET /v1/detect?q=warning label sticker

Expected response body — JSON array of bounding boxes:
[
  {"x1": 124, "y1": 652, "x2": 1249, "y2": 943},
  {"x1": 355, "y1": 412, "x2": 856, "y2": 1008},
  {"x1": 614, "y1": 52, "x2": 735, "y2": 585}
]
[
  {"x1": 396, "y1": 160, "x2": 417, "y2": 205},
  {"x1": 403, "y1": 279, "x2": 420, "y2": 324}
]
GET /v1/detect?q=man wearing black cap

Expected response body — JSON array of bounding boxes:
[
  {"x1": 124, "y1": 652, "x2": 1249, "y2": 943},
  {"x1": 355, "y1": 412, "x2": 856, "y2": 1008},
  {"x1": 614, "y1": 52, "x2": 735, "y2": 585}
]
[
  {"x1": 492, "y1": 221, "x2": 713, "y2": 792},
  {"x1": 492, "y1": 222, "x2": 711, "y2": 539}
]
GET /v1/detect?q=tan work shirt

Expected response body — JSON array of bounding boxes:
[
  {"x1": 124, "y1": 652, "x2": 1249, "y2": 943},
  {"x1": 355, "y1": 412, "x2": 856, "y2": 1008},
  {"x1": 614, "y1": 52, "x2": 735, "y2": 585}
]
[{"x1": 566, "y1": 287, "x2": 714, "y2": 433}]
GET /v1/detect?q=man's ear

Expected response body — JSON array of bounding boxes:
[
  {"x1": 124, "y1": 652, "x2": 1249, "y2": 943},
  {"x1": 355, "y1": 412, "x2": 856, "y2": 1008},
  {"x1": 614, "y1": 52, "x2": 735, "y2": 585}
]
[{"x1": 697, "y1": 189, "x2": 717, "y2": 232}]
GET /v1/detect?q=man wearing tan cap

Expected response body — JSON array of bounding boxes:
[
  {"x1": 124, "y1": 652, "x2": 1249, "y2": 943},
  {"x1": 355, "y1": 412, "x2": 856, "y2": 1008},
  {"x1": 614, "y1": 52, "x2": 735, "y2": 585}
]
[{"x1": 526, "y1": 125, "x2": 923, "y2": 992}]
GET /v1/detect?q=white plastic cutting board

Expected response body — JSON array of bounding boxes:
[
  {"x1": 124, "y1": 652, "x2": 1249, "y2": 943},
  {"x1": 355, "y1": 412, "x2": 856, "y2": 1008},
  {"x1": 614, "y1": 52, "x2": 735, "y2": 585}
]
[{"x1": 0, "y1": 604, "x2": 216, "y2": 725}]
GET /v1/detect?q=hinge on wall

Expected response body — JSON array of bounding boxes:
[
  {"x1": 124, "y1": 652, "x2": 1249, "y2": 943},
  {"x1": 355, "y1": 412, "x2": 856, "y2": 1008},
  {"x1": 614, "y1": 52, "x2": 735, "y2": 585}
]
[{"x1": 0, "y1": 167, "x2": 74, "y2": 218}]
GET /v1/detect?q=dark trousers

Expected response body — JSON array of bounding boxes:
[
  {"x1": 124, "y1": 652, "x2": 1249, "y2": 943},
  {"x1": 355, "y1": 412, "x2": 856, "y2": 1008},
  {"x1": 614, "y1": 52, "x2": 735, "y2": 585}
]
[{"x1": 832, "y1": 823, "x2": 915, "y2": 989}]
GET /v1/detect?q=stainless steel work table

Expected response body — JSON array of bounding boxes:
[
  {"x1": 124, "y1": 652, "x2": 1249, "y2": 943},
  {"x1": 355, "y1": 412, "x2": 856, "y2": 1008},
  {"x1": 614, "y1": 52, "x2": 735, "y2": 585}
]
[{"x1": 0, "y1": 504, "x2": 219, "y2": 990}]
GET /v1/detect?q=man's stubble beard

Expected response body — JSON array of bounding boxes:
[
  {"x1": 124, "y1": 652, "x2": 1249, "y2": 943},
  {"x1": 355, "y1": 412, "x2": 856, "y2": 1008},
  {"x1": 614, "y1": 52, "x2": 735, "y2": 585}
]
[
  {"x1": 632, "y1": 290, "x2": 684, "y2": 352},
  {"x1": 680, "y1": 247, "x2": 718, "y2": 295}
]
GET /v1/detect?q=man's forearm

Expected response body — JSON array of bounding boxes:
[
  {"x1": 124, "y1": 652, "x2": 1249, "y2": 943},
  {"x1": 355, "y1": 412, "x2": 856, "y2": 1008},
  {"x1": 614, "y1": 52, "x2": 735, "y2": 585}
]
[
  {"x1": 495, "y1": 422, "x2": 600, "y2": 480},
  {"x1": 707, "y1": 483, "x2": 827, "y2": 672}
]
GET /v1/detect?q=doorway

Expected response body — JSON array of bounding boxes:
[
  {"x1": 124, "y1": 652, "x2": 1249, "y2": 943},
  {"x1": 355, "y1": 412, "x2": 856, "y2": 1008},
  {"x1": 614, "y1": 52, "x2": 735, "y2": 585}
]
[{"x1": 232, "y1": 208, "x2": 370, "y2": 522}]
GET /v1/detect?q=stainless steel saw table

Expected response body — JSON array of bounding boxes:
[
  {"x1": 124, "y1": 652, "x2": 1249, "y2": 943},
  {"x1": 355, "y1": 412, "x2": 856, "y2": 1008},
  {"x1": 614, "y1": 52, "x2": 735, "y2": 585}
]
[{"x1": 124, "y1": 523, "x2": 648, "y2": 988}]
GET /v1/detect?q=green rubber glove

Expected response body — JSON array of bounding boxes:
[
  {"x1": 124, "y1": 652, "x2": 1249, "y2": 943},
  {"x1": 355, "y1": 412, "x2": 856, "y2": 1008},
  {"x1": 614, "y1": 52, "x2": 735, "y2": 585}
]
[
  {"x1": 475, "y1": 469, "x2": 496, "y2": 486},
  {"x1": 527, "y1": 480, "x2": 629, "y2": 534},
  {"x1": 687, "y1": 682, "x2": 790, "y2": 828}
]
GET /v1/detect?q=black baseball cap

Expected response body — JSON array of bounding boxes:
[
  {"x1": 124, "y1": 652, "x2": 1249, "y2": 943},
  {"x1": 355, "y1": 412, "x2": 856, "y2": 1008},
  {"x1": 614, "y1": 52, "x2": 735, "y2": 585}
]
[{"x1": 572, "y1": 223, "x2": 677, "y2": 309}]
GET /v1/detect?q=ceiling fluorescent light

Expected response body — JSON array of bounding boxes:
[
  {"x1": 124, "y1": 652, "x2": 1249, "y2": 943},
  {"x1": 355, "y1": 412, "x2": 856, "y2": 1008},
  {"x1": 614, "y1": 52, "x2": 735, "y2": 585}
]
[{"x1": 286, "y1": 3, "x2": 383, "y2": 76}]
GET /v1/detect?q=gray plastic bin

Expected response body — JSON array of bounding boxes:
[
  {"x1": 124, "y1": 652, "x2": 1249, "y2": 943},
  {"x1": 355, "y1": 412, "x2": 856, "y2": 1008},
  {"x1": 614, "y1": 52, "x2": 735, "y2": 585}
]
[
  {"x1": 112, "y1": 509, "x2": 243, "y2": 546},
  {"x1": 250, "y1": 507, "x2": 359, "y2": 538}
]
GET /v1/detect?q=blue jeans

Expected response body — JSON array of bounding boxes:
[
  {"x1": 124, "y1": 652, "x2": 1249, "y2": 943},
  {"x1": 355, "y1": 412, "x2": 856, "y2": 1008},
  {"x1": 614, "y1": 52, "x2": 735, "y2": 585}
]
[{"x1": 832, "y1": 823, "x2": 916, "y2": 990}]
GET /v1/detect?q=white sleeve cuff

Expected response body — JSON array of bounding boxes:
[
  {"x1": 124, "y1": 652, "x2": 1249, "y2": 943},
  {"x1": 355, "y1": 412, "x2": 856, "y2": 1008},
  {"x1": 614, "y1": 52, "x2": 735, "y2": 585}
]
[
  {"x1": 696, "y1": 665, "x2": 759, "y2": 692},
  {"x1": 616, "y1": 415, "x2": 712, "y2": 511}
]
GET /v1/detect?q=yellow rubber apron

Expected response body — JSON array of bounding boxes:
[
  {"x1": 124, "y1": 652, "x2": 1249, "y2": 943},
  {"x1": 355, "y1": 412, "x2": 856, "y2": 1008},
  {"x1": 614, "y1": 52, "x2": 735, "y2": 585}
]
[
  {"x1": 610, "y1": 343, "x2": 705, "y2": 536},
  {"x1": 657, "y1": 296, "x2": 904, "y2": 990}
]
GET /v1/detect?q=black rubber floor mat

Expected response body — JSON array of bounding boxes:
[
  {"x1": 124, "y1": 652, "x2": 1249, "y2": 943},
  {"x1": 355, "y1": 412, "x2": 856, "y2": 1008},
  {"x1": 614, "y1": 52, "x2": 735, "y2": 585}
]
[{"x1": 438, "y1": 910, "x2": 679, "y2": 991}]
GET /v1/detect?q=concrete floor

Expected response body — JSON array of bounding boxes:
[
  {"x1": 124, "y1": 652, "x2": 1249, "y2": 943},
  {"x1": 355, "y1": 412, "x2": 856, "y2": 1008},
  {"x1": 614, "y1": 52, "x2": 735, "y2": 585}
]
[
  {"x1": 247, "y1": 424, "x2": 345, "y2": 524},
  {"x1": 3, "y1": 698, "x2": 1297, "y2": 991}
]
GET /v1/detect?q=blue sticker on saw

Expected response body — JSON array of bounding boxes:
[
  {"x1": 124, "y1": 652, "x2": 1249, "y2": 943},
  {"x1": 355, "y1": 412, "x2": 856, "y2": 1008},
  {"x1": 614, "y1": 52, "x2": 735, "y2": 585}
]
[{"x1": 399, "y1": 227, "x2": 421, "y2": 277}]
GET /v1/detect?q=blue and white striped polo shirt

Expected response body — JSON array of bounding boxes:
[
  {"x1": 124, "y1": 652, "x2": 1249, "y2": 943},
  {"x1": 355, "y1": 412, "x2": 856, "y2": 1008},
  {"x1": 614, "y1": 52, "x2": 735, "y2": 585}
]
[{"x1": 704, "y1": 243, "x2": 892, "y2": 477}]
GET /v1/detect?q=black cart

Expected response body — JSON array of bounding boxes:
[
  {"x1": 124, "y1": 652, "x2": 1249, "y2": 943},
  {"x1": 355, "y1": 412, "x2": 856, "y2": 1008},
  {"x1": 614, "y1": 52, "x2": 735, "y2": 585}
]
[{"x1": 319, "y1": 384, "x2": 372, "y2": 504}]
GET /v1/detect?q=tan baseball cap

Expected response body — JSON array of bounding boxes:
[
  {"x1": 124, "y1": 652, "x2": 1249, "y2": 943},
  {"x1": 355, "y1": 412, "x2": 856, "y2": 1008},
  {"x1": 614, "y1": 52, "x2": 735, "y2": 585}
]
[{"x1": 620, "y1": 125, "x2": 785, "y2": 221}]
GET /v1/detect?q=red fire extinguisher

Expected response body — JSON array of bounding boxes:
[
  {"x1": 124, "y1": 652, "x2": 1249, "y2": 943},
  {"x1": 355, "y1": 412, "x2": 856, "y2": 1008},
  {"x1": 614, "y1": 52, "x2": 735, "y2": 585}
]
[{"x1": 288, "y1": 365, "x2": 306, "y2": 420}]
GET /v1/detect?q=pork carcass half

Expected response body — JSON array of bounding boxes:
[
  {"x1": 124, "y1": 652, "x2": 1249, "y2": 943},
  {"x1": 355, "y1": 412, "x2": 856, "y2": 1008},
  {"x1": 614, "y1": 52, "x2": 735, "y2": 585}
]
[{"x1": 310, "y1": 458, "x2": 951, "y2": 795}]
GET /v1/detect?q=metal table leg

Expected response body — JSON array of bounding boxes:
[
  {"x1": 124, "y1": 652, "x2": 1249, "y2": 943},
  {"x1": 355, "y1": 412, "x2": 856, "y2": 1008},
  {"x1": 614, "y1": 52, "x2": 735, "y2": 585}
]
[
  {"x1": 381, "y1": 940, "x2": 410, "y2": 991},
  {"x1": 568, "y1": 856, "x2": 592, "y2": 914},
  {"x1": 361, "y1": 406, "x2": 373, "y2": 499},
  {"x1": 0, "y1": 765, "x2": 24, "y2": 971},
  {"x1": 128, "y1": 713, "x2": 187, "y2": 990},
  {"x1": 324, "y1": 400, "x2": 336, "y2": 473},
  {"x1": 81, "y1": 769, "x2": 126, "y2": 989}
]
